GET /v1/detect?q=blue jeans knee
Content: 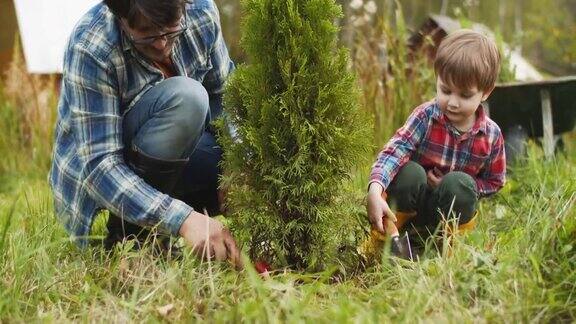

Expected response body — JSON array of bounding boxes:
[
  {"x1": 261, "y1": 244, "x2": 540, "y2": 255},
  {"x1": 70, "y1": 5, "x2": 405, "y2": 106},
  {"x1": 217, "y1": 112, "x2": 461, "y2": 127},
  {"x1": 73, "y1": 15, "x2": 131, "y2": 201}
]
[{"x1": 123, "y1": 76, "x2": 210, "y2": 160}]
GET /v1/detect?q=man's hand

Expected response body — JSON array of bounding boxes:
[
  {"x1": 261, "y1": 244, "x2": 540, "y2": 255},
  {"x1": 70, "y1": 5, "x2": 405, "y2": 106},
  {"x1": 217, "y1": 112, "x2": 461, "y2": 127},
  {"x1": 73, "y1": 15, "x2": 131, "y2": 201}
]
[
  {"x1": 427, "y1": 167, "x2": 443, "y2": 188},
  {"x1": 179, "y1": 211, "x2": 242, "y2": 269},
  {"x1": 367, "y1": 182, "x2": 397, "y2": 234}
]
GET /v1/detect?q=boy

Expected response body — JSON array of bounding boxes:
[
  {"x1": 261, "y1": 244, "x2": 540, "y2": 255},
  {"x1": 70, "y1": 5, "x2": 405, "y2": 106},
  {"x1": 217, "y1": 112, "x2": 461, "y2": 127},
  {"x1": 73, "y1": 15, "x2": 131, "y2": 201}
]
[{"x1": 366, "y1": 30, "x2": 506, "y2": 259}]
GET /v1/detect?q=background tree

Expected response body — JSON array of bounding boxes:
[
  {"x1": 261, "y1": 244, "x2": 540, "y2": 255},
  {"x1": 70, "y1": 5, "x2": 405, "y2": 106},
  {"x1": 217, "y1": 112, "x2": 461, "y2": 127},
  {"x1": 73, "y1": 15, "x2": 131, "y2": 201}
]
[{"x1": 219, "y1": 0, "x2": 370, "y2": 270}]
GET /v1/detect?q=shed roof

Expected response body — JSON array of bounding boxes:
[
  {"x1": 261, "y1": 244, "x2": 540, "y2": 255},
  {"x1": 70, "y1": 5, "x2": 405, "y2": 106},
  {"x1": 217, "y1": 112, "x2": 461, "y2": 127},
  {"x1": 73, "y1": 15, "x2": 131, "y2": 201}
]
[
  {"x1": 421, "y1": 14, "x2": 543, "y2": 81},
  {"x1": 13, "y1": 0, "x2": 99, "y2": 74}
]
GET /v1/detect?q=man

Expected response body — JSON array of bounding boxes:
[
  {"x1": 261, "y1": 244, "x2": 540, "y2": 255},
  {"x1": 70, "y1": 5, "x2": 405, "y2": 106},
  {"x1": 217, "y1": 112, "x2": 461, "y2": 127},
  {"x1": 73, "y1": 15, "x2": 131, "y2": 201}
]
[{"x1": 49, "y1": 0, "x2": 241, "y2": 266}]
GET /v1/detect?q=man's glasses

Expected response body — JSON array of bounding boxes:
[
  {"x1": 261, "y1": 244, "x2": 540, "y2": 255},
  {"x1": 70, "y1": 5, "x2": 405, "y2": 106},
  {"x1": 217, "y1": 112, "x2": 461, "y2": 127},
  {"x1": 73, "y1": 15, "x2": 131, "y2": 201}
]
[{"x1": 124, "y1": 17, "x2": 189, "y2": 46}]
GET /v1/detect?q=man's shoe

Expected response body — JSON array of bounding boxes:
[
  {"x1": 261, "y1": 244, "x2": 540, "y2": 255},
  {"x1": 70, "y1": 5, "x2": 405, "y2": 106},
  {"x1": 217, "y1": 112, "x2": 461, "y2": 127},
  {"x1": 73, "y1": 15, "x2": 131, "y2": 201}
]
[{"x1": 103, "y1": 214, "x2": 151, "y2": 251}]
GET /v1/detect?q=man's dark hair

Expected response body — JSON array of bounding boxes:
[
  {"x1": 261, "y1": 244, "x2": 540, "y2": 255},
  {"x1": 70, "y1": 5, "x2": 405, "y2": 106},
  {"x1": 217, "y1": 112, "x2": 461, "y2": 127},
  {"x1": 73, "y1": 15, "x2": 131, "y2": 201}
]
[{"x1": 103, "y1": 0, "x2": 187, "y2": 28}]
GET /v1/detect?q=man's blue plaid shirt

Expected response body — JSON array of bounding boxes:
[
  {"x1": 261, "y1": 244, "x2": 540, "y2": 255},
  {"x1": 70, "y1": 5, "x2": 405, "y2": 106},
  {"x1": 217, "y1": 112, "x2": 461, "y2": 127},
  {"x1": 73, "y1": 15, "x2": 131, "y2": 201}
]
[{"x1": 49, "y1": 1, "x2": 233, "y2": 247}]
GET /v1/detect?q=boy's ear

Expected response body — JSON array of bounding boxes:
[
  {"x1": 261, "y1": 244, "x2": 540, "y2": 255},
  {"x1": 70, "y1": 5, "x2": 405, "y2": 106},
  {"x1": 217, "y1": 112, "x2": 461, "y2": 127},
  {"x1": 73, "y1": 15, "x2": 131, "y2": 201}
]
[{"x1": 481, "y1": 86, "x2": 496, "y2": 101}]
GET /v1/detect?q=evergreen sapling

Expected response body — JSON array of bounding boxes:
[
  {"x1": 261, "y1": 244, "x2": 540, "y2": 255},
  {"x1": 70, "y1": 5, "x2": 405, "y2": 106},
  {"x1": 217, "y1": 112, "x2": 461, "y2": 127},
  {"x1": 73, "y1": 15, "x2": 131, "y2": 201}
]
[{"x1": 219, "y1": 0, "x2": 370, "y2": 270}]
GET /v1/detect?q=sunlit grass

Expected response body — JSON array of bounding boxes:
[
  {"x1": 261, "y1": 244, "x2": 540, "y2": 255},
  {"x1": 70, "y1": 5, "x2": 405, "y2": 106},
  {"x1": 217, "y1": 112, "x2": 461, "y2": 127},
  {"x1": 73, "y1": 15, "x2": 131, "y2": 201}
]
[
  {"x1": 0, "y1": 1, "x2": 575, "y2": 321},
  {"x1": 1, "y1": 133, "x2": 574, "y2": 321}
]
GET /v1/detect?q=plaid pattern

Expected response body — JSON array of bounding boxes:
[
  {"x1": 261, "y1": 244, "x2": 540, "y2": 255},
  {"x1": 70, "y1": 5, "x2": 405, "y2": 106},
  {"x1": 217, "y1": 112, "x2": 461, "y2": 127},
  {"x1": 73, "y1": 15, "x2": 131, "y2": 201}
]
[
  {"x1": 49, "y1": 1, "x2": 233, "y2": 247},
  {"x1": 370, "y1": 100, "x2": 506, "y2": 197}
]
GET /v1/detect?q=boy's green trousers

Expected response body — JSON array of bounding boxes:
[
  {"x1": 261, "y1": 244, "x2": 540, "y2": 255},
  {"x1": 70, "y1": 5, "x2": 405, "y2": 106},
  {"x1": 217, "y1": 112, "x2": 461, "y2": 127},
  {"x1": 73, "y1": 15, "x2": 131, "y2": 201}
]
[{"x1": 387, "y1": 161, "x2": 478, "y2": 228}]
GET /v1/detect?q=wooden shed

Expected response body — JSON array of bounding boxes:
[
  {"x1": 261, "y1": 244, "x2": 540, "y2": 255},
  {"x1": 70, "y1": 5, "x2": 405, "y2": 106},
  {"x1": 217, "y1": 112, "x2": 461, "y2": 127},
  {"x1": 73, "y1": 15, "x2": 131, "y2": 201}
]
[
  {"x1": 408, "y1": 14, "x2": 543, "y2": 82},
  {"x1": 0, "y1": 0, "x2": 18, "y2": 73}
]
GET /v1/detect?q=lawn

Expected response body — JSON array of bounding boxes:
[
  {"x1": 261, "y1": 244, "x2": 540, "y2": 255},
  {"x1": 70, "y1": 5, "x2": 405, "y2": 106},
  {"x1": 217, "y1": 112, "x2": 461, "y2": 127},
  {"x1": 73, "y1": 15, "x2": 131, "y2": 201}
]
[
  {"x1": 0, "y1": 1, "x2": 575, "y2": 319},
  {"x1": 1, "y1": 119, "x2": 574, "y2": 321}
]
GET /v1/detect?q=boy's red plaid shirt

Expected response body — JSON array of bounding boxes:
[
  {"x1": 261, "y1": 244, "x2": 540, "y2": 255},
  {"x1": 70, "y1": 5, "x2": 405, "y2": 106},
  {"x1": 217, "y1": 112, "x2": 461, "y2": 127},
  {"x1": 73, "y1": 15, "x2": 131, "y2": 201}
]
[{"x1": 370, "y1": 100, "x2": 506, "y2": 197}]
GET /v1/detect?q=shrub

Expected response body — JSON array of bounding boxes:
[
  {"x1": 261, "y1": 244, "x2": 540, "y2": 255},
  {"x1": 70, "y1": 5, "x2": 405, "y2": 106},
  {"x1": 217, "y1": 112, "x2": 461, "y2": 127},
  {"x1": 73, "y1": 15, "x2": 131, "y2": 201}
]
[{"x1": 219, "y1": 0, "x2": 370, "y2": 270}]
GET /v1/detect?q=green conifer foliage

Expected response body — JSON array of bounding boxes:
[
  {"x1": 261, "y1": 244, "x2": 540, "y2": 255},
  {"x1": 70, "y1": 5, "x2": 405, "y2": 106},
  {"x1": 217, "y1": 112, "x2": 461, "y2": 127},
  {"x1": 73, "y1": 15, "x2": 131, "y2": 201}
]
[{"x1": 219, "y1": 0, "x2": 370, "y2": 270}]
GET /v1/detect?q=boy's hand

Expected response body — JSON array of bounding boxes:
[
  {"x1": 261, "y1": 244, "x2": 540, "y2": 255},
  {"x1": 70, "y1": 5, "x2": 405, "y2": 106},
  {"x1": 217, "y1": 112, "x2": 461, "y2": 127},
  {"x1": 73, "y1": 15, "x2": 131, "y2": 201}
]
[
  {"x1": 427, "y1": 167, "x2": 443, "y2": 188},
  {"x1": 367, "y1": 183, "x2": 397, "y2": 234},
  {"x1": 179, "y1": 211, "x2": 243, "y2": 270}
]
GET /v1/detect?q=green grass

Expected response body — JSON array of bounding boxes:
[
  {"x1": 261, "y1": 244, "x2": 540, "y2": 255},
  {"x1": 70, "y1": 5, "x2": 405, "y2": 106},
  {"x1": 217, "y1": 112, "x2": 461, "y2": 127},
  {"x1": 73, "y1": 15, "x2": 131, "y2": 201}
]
[
  {"x1": 0, "y1": 12, "x2": 575, "y2": 318},
  {"x1": 1, "y1": 130, "x2": 575, "y2": 321}
]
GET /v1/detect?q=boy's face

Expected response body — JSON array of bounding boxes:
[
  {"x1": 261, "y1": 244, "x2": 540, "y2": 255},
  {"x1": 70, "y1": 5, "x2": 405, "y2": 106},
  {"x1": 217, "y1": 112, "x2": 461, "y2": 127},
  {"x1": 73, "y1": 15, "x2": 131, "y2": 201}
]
[{"x1": 436, "y1": 77, "x2": 492, "y2": 131}]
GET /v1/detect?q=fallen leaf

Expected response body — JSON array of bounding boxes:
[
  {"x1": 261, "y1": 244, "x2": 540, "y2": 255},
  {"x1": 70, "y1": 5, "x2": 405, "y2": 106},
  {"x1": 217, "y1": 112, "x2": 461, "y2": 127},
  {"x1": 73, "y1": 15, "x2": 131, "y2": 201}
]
[{"x1": 157, "y1": 303, "x2": 174, "y2": 317}]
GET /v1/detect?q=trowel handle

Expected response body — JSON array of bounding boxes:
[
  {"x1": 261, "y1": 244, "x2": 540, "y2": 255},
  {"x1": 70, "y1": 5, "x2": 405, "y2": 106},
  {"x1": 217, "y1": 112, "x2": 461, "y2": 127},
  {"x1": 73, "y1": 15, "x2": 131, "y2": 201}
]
[{"x1": 381, "y1": 191, "x2": 399, "y2": 237}]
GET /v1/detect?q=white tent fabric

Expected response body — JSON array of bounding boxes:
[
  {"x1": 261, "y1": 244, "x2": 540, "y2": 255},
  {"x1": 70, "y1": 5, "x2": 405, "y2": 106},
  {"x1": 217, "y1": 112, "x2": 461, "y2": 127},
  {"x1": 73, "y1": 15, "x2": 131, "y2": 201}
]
[{"x1": 13, "y1": 0, "x2": 99, "y2": 74}]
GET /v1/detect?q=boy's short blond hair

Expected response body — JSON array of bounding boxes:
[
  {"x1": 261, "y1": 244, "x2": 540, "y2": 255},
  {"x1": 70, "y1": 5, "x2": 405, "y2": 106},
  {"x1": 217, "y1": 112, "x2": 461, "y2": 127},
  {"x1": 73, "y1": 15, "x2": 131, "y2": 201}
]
[{"x1": 434, "y1": 29, "x2": 501, "y2": 92}]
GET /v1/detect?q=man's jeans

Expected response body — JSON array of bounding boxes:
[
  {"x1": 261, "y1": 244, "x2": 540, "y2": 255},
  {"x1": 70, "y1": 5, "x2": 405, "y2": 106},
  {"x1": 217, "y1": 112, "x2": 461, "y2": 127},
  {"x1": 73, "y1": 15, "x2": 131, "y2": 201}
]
[
  {"x1": 105, "y1": 77, "x2": 222, "y2": 246},
  {"x1": 387, "y1": 161, "x2": 478, "y2": 229},
  {"x1": 123, "y1": 76, "x2": 222, "y2": 213}
]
